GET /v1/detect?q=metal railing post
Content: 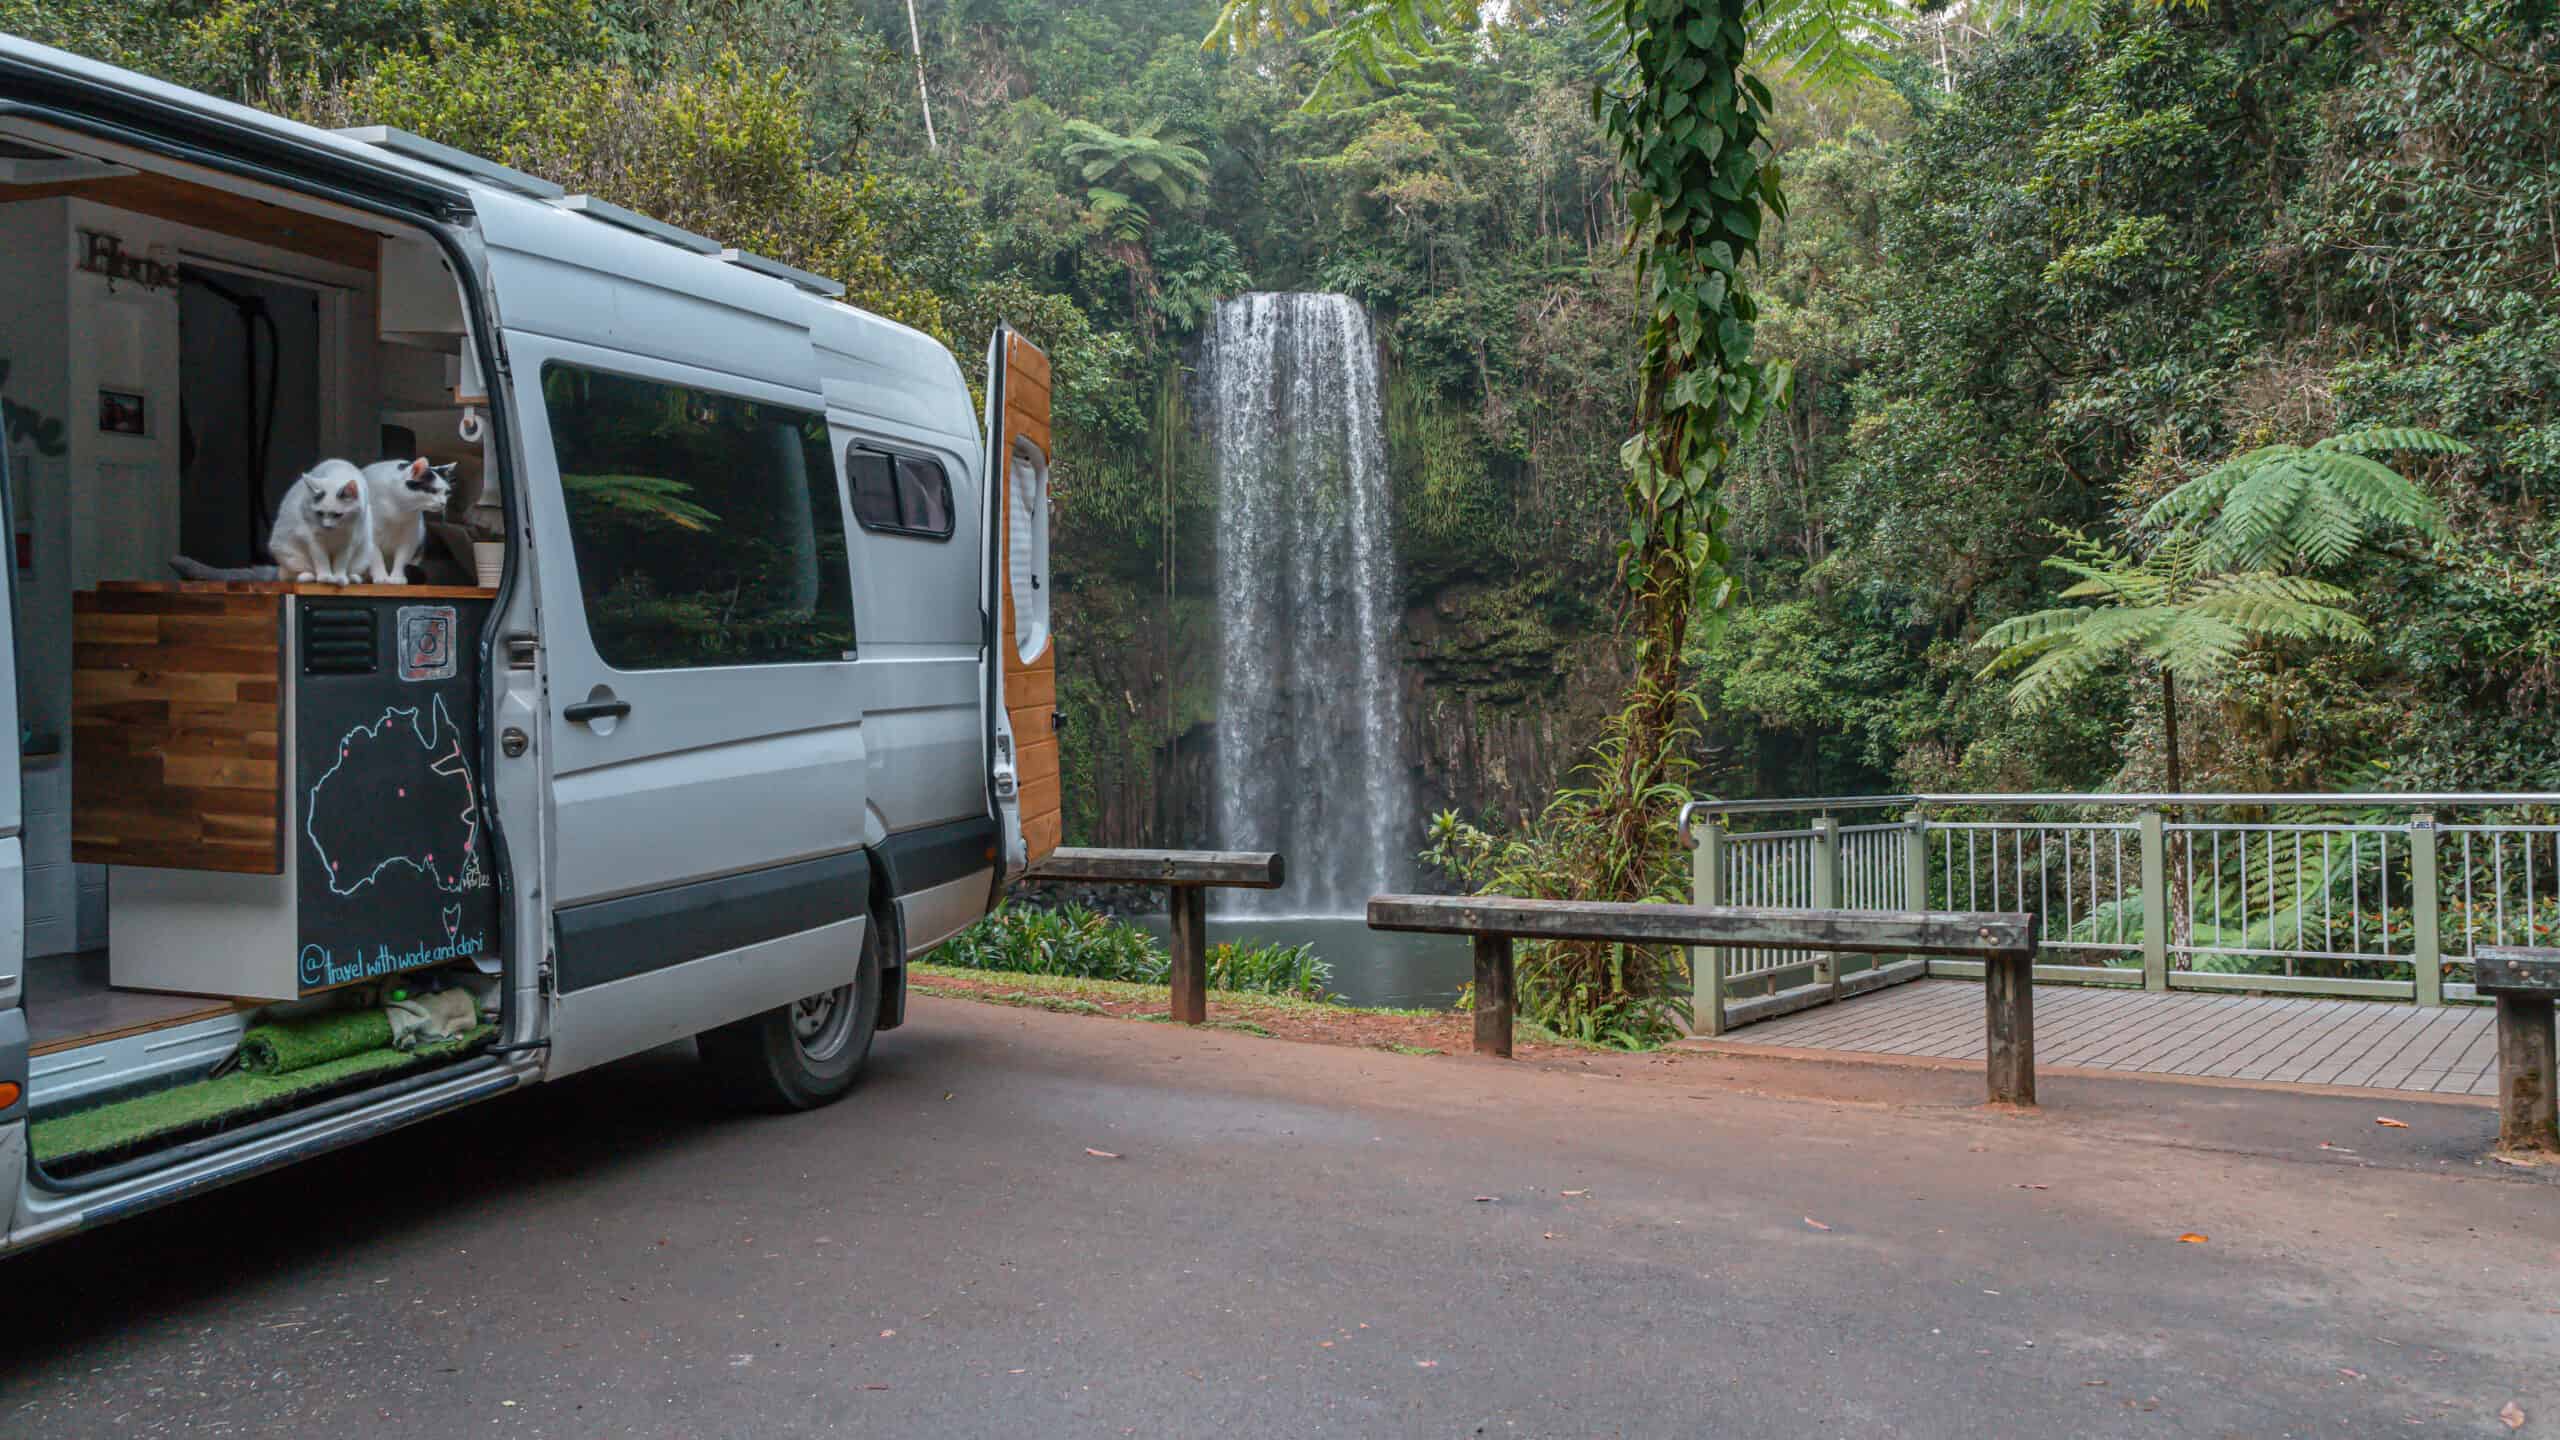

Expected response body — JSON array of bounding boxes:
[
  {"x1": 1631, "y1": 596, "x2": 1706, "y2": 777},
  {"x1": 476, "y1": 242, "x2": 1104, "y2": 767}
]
[
  {"x1": 1902, "y1": 808, "x2": 1930, "y2": 912},
  {"x1": 2412, "y1": 812, "x2": 2443, "y2": 1007},
  {"x1": 1811, "y1": 816, "x2": 1842, "y2": 988},
  {"x1": 2138, "y1": 807, "x2": 2169, "y2": 992},
  {"x1": 1693, "y1": 823, "x2": 1727, "y2": 1035}
]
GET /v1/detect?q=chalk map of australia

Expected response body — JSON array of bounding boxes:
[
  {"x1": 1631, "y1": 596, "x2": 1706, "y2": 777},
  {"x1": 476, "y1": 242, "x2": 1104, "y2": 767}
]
[{"x1": 304, "y1": 693, "x2": 488, "y2": 897}]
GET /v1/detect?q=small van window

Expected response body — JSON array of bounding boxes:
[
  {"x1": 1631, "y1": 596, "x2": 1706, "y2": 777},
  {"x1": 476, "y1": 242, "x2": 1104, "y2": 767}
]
[
  {"x1": 542, "y1": 363, "x2": 854, "y2": 669},
  {"x1": 848, "y1": 444, "x2": 954, "y2": 540}
]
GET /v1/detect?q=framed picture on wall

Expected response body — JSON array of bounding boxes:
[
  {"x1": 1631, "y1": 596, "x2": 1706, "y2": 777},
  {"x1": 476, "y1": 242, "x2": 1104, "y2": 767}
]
[{"x1": 97, "y1": 388, "x2": 147, "y2": 437}]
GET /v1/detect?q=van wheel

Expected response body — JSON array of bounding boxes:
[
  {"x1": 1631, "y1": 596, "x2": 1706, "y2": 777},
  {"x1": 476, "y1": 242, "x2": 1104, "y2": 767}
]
[{"x1": 698, "y1": 919, "x2": 883, "y2": 1112}]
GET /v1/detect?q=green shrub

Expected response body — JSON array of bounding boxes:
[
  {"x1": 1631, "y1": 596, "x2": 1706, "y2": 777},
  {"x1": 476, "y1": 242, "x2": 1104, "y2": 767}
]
[
  {"x1": 1205, "y1": 939, "x2": 1333, "y2": 999},
  {"x1": 935, "y1": 903, "x2": 1167, "y2": 984},
  {"x1": 935, "y1": 905, "x2": 1335, "y2": 999}
]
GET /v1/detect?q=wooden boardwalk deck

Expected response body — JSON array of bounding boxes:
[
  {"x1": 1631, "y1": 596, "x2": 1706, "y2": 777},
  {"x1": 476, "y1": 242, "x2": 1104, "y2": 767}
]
[{"x1": 1709, "y1": 979, "x2": 2500, "y2": 1096}]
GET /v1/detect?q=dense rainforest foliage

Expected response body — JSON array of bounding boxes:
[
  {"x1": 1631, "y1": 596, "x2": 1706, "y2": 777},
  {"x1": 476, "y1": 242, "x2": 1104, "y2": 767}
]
[{"x1": 13, "y1": 0, "x2": 2558, "y2": 832}]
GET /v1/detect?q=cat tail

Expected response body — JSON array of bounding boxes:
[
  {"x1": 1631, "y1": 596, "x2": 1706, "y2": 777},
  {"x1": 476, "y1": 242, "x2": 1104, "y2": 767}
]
[{"x1": 169, "y1": 556, "x2": 280, "y2": 582}]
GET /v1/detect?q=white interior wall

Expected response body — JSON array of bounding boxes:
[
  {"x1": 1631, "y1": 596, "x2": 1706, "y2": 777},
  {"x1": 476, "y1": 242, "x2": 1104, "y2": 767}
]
[{"x1": 1, "y1": 193, "x2": 380, "y2": 959}]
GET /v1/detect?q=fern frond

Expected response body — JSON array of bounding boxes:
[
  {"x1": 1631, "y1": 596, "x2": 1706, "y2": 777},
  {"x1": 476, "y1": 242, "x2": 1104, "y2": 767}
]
[
  {"x1": 1747, "y1": 0, "x2": 1902, "y2": 91},
  {"x1": 2315, "y1": 427, "x2": 2473, "y2": 458}
]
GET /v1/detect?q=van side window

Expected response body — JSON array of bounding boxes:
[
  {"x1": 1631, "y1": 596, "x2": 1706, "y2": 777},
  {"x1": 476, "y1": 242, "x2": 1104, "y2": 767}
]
[
  {"x1": 847, "y1": 444, "x2": 954, "y2": 540},
  {"x1": 541, "y1": 363, "x2": 854, "y2": 669}
]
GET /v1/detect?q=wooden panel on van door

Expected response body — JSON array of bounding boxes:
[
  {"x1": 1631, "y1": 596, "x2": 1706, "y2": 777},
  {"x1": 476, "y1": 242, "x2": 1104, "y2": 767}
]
[{"x1": 999, "y1": 331, "x2": 1062, "y2": 863}]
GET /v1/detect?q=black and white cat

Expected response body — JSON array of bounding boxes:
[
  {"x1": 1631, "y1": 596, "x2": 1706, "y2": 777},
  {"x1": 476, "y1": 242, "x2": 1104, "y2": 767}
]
[
  {"x1": 360, "y1": 457, "x2": 456, "y2": 584},
  {"x1": 269, "y1": 460, "x2": 378, "y2": 584},
  {"x1": 170, "y1": 455, "x2": 453, "y2": 584}
]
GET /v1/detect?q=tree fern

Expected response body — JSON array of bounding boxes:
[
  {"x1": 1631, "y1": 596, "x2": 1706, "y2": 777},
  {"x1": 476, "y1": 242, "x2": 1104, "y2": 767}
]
[
  {"x1": 1979, "y1": 529, "x2": 2369, "y2": 713},
  {"x1": 2142, "y1": 427, "x2": 2467, "y2": 571}
]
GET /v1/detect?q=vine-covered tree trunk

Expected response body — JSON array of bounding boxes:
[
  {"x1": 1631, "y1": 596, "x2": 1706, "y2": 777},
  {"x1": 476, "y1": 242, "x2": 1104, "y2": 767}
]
[{"x1": 1597, "y1": 0, "x2": 1784, "y2": 890}]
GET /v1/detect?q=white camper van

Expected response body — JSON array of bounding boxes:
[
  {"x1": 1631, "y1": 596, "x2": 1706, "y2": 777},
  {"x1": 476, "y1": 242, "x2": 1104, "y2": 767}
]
[{"x1": 0, "y1": 34, "x2": 1066, "y2": 1255}]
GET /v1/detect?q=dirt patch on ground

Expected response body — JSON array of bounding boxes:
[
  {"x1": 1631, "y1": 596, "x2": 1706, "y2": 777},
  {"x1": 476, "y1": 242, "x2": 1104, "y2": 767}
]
[{"x1": 906, "y1": 970, "x2": 1586, "y2": 1061}]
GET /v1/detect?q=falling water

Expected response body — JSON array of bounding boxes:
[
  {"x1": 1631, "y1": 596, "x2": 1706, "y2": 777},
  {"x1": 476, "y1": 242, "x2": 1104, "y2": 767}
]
[{"x1": 1203, "y1": 292, "x2": 1413, "y2": 916}]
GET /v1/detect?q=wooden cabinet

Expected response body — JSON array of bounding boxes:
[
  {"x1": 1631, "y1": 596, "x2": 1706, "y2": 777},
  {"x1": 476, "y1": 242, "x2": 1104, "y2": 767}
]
[{"x1": 73, "y1": 582, "x2": 501, "y2": 999}]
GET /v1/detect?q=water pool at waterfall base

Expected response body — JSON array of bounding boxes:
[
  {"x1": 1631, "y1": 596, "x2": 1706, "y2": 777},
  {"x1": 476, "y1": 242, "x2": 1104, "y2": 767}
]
[{"x1": 1135, "y1": 914, "x2": 1473, "y2": 1011}]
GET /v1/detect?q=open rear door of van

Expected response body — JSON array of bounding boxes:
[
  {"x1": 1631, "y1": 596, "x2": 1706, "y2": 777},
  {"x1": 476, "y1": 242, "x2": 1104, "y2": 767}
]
[
  {"x1": 982, "y1": 326, "x2": 1058, "y2": 878},
  {"x1": 0, "y1": 438, "x2": 27, "y2": 1143}
]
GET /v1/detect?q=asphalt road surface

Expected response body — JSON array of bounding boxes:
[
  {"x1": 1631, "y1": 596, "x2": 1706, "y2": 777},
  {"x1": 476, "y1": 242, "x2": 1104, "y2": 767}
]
[{"x1": 2, "y1": 997, "x2": 2554, "y2": 1437}]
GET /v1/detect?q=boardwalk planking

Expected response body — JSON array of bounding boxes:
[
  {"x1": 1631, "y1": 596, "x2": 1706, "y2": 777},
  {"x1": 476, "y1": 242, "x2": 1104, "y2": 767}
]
[{"x1": 1719, "y1": 979, "x2": 2495, "y2": 1095}]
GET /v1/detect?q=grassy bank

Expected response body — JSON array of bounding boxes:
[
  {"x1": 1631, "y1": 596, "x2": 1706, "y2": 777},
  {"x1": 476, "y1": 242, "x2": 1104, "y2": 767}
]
[{"x1": 908, "y1": 962, "x2": 1593, "y2": 1058}]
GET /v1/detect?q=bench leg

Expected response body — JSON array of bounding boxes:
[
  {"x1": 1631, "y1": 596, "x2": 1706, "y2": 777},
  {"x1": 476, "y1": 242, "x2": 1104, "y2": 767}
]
[
  {"x1": 1985, "y1": 948, "x2": 2036, "y2": 1107},
  {"x1": 1473, "y1": 934, "x2": 1514, "y2": 1059},
  {"x1": 2497, "y1": 994, "x2": 2558, "y2": 1157},
  {"x1": 1169, "y1": 885, "x2": 1207, "y2": 1025}
]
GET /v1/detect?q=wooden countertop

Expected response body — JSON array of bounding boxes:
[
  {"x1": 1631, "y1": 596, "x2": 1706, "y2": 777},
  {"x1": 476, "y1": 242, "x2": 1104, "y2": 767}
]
[{"x1": 93, "y1": 580, "x2": 499, "y2": 600}]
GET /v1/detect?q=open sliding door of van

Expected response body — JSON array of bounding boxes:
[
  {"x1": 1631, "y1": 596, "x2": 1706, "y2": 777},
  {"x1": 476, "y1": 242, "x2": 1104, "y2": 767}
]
[{"x1": 983, "y1": 327, "x2": 1058, "y2": 875}]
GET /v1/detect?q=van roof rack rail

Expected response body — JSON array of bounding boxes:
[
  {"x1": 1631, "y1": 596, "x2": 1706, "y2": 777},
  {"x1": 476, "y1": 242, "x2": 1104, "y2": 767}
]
[
  {"x1": 554, "y1": 194, "x2": 721, "y2": 254},
  {"x1": 721, "y1": 247, "x2": 845, "y2": 299},
  {"x1": 333, "y1": 126, "x2": 564, "y2": 200}
]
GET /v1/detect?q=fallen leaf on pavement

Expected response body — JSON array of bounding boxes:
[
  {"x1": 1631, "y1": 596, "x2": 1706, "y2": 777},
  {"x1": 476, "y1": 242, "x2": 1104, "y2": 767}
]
[
  {"x1": 2375, "y1": 1117, "x2": 2410, "y2": 1128},
  {"x1": 2491, "y1": 1154, "x2": 2534, "y2": 1169},
  {"x1": 2177, "y1": 1233, "x2": 2209, "y2": 1244},
  {"x1": 2501, "y1": 1401, "x2": 2526, "y2": 1430},
  {"x1": 2083, "y1": 1379, "x2": 2107, "y2": 1387},
  {"x1": 1562, "y1": 1190, "x2": 1589, "y2": 1198},
  {"x1": 1803, "y1": 1217, "x2": 1831, "y2": 1231},
  {"x1": 1541, "y1": 1233, "x2": 1558, "y2": 1240},
  {"x1": 2338, "y1": 1369, "x2": 2364, "y2": 1380},
  {"x1": 865, "y1": 1384, "x2": 890, "y2": 1392},
  {"x1": 880, "y1": 1330, "x2": 896, "y2": 1338},
  {"x1": 1085, "y1": 1148, "x2": 1121, "y2": 1159},
  {"x1": 2017, "y1": 1183, "x2": 2049, "y2": 1190},
  {"x1": 1473, "y1": 1195, "x2": 1495, "y2": 1203},
  {"x1": 1415, "y1": 1360, "x2": 1437, "y2": 1369},
  {"x1": 2320, "y1": 1143, "x2": 2358, "y2": 1154}
]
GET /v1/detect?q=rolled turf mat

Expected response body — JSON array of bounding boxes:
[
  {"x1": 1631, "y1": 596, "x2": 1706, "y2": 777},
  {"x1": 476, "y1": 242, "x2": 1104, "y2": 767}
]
[{"x1": 234, "y1": 1008, "x2": 397, "y2": 1075}]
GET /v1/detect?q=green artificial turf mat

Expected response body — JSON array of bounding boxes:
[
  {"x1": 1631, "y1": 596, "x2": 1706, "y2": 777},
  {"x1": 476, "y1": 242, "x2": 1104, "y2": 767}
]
[
  {"x1": 237, "y1": 1009, "x2": 395, "y2": 1075},
  {"x1": 31, "y1": 1025, "x2": 495, "y2": 1168}
]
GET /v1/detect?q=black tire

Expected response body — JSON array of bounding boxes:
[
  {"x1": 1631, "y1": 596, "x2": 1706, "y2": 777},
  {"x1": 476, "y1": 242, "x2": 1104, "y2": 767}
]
[{"x1": 698, "y1": 916, "x2": 884, "y2": 1112}]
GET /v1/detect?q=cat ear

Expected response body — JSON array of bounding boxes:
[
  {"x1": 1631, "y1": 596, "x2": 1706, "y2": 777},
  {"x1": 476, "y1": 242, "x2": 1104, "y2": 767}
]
[
  {"x1": 338, "y1": 481, "x2": 360, "y2": 501},
  {"x1": 408, "y1": 457, "x2": 431, "y2": 481}
]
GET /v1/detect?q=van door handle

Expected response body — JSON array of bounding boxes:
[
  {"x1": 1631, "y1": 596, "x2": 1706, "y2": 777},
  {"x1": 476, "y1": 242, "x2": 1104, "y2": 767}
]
[{"x1": 564, "y1": 699, "x2": 632, "y2": 724}]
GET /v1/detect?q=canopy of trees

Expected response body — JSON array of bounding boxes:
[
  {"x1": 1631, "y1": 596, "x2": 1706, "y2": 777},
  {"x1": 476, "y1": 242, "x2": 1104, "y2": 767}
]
[{"x1": 14, "y1": 0, "x2": 2558, "y2": 825}]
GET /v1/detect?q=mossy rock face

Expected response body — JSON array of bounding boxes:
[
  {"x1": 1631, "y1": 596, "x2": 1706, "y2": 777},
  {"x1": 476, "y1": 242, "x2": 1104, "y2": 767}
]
[{"x1": 1405, "y1": 575, "x2": 1595, "y2": 709}]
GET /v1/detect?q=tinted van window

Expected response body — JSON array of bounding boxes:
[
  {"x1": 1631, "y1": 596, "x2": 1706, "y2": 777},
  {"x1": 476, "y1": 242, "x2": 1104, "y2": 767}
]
[
  {"x1": 541, "y1": 364, "x2": 854, "y2": 669},
  {"x1": 848, "y1": 445, "x2": 954, "y2": 540}
]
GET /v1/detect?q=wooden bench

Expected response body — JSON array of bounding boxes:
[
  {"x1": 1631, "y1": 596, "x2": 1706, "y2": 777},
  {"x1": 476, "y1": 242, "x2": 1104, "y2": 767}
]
[
  {"x1": 1367, "y1": 895, "x2": 2043, "y2": 1105},
  {"x1": 1022, "y1": 848, "x2": 1285, "y2": 1024},
  {"x1": 2473, "y1": 947, "x2": 2560, "y2": 1158}
]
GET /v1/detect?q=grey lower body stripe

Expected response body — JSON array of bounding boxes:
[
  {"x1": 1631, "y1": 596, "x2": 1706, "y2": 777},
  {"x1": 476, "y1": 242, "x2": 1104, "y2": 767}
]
[
  {"x1": 554, "y1": 850, "x2": 872, "y2": 992},
  {"x1": 878, "y1": 816, "x2": 998, "y2": 898}
]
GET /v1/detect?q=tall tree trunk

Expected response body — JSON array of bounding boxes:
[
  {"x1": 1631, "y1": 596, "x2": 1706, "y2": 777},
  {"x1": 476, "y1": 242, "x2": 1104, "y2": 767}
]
[
  {"x1": 2162, "y1": 668, "x2": 2192, "y2": 957},
  {"x1": 2161, "y1": 669, "x2": 2183, "y2": 794}
]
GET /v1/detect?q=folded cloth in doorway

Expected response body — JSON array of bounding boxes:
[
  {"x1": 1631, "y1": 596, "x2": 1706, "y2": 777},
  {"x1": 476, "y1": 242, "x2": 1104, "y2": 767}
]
[
  {"x1": 236, "y1": 1010, "x2": 396, "y2": 1075},
  {"x1": 386, "y1": 988, "x2": 479, "y2": 1050}
]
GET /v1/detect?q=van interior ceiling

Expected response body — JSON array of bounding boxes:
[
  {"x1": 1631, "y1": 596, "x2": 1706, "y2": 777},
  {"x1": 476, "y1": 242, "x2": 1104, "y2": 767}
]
[{"x1": 0, "y1": 124, "x2": 509, "y2": 1179}]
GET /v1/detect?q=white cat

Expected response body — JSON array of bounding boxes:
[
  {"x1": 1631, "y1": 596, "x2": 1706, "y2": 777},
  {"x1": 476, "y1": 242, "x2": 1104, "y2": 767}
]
[
  {"x1": 269, "y1": 459, "x2": 377, "y2": 585},
  {"x1": 360, "y1": 457, "x2": 456, "y2": 584}
]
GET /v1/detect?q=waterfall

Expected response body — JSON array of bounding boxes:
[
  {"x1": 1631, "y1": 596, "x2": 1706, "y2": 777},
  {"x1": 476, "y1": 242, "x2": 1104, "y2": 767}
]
[{"x1": 1203, "y1": 292, "x2": 1413, "y2": 917}]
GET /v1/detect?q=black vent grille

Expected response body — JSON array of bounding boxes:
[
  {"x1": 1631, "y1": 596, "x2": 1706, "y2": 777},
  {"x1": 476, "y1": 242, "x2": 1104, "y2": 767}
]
[{"x1": 302, "y1": 605, "x2": 378, "y2": 675}]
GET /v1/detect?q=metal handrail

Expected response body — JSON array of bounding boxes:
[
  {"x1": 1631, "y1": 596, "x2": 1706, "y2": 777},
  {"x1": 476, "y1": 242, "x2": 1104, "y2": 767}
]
[{"x1": 1676, "y1": 792, "x2": 2560, "y2": 846}]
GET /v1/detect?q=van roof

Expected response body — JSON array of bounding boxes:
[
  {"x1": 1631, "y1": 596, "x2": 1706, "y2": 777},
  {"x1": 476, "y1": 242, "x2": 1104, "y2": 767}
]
[{"x1": 0, "y1": 30, "x2": 974, "y2": 438}]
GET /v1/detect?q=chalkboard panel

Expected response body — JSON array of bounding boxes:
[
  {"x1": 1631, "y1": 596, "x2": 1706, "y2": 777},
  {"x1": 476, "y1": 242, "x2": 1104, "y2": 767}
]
[{"x1": 293, "y1": 597, "x2": 499, "y2": 992}]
